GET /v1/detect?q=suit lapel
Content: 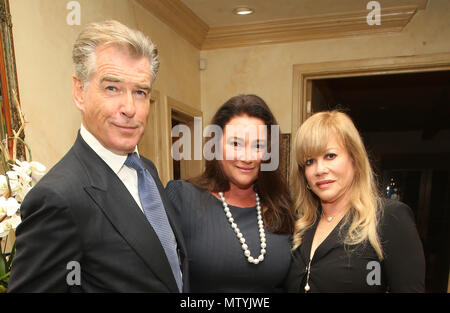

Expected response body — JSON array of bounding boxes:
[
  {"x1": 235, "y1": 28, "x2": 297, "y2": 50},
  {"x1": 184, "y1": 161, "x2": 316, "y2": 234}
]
[{"x1": 73, "y1": 134, "x2": 179, "y2": 292}]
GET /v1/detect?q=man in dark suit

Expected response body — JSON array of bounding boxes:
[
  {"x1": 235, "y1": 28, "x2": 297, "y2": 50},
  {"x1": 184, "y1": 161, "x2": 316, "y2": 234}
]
[{"x1": 8, "y1": 20, "x2": 188, "y2": 292}]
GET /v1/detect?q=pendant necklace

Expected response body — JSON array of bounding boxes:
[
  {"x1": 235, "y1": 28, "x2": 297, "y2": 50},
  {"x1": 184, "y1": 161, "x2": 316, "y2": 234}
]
[
  {"x1": 322, "y1": 212, "x2": 334, "y2": 222},
  {"x1": 322, "y1": 207, "x2": 348, "y2": 223},
  {"x1": 304, "y1": 258, "x2": 312, "y2": 292}
]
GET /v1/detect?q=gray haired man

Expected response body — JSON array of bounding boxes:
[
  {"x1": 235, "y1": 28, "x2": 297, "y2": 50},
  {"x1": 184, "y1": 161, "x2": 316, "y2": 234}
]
[{"x1": 9, "y1": 20, "x2": 188, "y2": 292}]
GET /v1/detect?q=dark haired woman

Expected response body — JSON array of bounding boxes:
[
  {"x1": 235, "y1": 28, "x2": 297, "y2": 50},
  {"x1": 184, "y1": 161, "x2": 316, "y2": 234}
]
[{"x1": 165, "y1": 94, "x2": 295, "y2": 292}]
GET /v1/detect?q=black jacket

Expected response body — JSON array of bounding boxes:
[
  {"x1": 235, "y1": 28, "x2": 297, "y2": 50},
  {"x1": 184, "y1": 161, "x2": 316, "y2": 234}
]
[
  {"x1": 9, "y1": 133, "x2": 189, "y2": 292},
  {"x1": 285, "y1": 199, "x2": 425, "y2": 292}
]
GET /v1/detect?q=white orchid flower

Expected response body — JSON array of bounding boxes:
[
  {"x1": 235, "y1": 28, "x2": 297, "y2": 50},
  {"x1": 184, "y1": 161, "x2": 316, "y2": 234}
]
[
  {"x1": 11, "y1": 164, "x2": 32, "y2": 184},
  {"x1": 3, "y1": 169, "x2": 32, "y2": 201},
  {"x1": 5, "y1": 197, "x2": 20, "y2": 216},
  {"x1": 30, "y1": 161, "x2": 46, "y2": 176},
  {"x1": 30, "y1": 161, "x2": 46, "y2": 183},
  {"x1": 0, "y1": 196, "x2": 7, "y2": 210},
  {"x1": 6, "y1": 171, "x2": 18, "y2": 179},
  {"x1": 0, "y1": 196, "x2": 18, "y2": 218},
  {"x1": 18, "y1": 171, "x2": 32, "y2": 185},
  {"x1": 13, "y1": 160, "x2": 32, "y2": 176},
  {"x1": 11, "y1": 160, "x2": 46, "y2": 184},
  {"x1": 0, "y1": 214, "x2": 21, "y2": 238},
  {"x1": 0, "y1": 206, "x2": 5, "y2": 220},
  {"x1": 14, "y1": 184, "x2": 31, "y2": 203},
  {"x1": 6, "y1": 171, "x2": 21, "y2": 193}
]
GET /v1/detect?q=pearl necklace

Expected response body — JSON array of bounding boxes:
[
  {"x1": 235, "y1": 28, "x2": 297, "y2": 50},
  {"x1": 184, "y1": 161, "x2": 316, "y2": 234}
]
[{"x1": 218, "y1": 192, "x2": 266, "y2": 264}]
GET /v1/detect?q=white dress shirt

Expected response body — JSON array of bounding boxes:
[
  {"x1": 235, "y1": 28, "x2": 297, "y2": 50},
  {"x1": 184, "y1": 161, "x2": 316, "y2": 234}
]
[{"x1": 79, "y1": 124, "x2": 143, "y2": 212}]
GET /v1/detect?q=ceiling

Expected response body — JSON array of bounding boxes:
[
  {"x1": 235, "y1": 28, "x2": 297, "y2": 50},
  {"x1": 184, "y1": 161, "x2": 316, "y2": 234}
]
[
  {"x1": 139, "y1": 0, "x2": 428, "y2": 49},
  {"x1": 179, "y1": 0, "x2": 427, "y2": 27}
]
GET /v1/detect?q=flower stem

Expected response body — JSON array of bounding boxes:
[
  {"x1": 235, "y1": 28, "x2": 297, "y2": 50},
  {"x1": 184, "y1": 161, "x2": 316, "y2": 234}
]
[
  {"x1": 2, "y1": 234, "x2": 7, "y2": 255},
  {"x1": 0, "y1": 140, "x2": 12, "y2": 197}
]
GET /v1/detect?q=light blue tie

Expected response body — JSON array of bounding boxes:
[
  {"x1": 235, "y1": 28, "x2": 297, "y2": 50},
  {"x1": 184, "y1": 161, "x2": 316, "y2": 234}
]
[{"x1": 125, "y1": 153, "x2": 183, "y2": 292}]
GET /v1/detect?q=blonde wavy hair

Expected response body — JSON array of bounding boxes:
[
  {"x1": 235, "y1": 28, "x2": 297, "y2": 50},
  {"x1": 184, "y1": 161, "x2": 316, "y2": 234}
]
[{"x1": 291, "y1": 110, "x2": 383, "y2": 260}]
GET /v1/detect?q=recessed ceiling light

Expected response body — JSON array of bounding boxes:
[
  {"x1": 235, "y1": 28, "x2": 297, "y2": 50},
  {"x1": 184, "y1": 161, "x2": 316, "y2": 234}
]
[{"x1": 233, "y1": 7, "x2": 254, "y2": 15}]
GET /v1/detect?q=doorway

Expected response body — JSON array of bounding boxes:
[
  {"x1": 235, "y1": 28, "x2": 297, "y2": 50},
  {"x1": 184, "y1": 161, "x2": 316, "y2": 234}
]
[
  {"x1": 171, "y1": 110, "x2": 196, "y2": 180},
  {"x1": 167, "y1": 97, "x2": 203, "y2": 181},
  {"x1": 310, "y1": 70, "x2": 450, "y2": 292}
]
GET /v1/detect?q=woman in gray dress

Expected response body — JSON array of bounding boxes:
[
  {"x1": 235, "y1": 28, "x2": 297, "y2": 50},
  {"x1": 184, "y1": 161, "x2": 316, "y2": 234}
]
[{"x1": 166, "y1": 94, "x2": 295, "y2": 292}]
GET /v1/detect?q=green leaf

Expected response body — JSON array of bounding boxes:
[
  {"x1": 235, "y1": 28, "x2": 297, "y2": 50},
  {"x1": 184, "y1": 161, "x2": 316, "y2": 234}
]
[
  {"x1": 0, "y1": 271, "x2": 9, "y2": 281},
  {"x1": 0, "y1": 253, "x2": 7, "y2": 277},
  {"x1": 0, "y1": 284, "x2": 7, "y2": 293},
  {"x1": 6, "y1": 241, "x2": 15, "y2": 271},
  {"x1": 0, "y1": 270, "x2": 9, "y2": 293}
]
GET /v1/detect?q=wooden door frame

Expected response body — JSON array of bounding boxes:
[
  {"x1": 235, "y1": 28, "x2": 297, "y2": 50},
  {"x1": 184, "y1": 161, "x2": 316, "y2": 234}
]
[
  {"x1": 291, "y1": 52, "x2": 450, "y2": 193},
  {"x1": 292, "y1": 52, "x2": 450, "y2": 137},
  {"x1": 161, "y1": 96, "x2": 203, "y2": 185}
]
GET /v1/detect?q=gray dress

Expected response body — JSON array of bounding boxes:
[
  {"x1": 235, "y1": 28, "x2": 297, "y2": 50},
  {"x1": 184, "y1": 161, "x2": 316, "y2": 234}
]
[{"x1": 165, "y1": 180, "x2": 291, "y2": 292}]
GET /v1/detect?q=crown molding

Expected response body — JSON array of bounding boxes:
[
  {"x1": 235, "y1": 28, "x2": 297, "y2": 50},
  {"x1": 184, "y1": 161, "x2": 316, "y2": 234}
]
[
  {"x1": 138, "y1": 0, "x2": 425, "y2": 50},
  {"x1": 202, "y1": 5, "x2": 419, "y2": 50},
  {"x1": 135, "y1": 0, "x2": 209, "y2": 49}
]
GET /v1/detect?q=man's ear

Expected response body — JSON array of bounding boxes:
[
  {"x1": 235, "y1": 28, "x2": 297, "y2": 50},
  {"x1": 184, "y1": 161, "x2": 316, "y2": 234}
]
[{"x1": 72, "y1": 75, "x2": 85, "y2": 111}]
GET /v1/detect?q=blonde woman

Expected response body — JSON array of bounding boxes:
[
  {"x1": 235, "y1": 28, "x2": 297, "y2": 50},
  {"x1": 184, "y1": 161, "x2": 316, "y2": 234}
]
[{"x1": 285, "y1": 111, "x2": 425, "y2": 292}]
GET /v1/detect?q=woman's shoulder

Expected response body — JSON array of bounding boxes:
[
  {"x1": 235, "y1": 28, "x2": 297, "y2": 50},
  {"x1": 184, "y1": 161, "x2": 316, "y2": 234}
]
[
  {"x1": 165, "y1": 180, "x2": 215, "y2": 217},
  {"x1": 165, "y1": 180, "x2": 208, "y2": 200},
  {"x1": 379, "y1": 198, "x2": 415, "y2": 223},
  {"x1": 378, "y1": 198, "x2": 418, "y2": 240},
  {"x1": 166, "y1": 179, "x2": 190, "y2": 190}
]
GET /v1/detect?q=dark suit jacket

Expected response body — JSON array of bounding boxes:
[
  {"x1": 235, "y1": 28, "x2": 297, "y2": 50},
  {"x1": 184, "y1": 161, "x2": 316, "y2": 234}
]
[{"x1": 8, "y1": 133, "x2": 189, "y2": 292}]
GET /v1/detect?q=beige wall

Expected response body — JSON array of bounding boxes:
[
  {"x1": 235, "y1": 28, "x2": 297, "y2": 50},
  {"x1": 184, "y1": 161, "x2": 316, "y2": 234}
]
[
  {"x1": 9, "y1": 0, "x2": 450, "y2": 182},
  {"x1": 9, "y1": 0, "x2": 201, "y2": 181},
  {"x1": 200, "y1": 0, "x2": 450, "y2": 134}
]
